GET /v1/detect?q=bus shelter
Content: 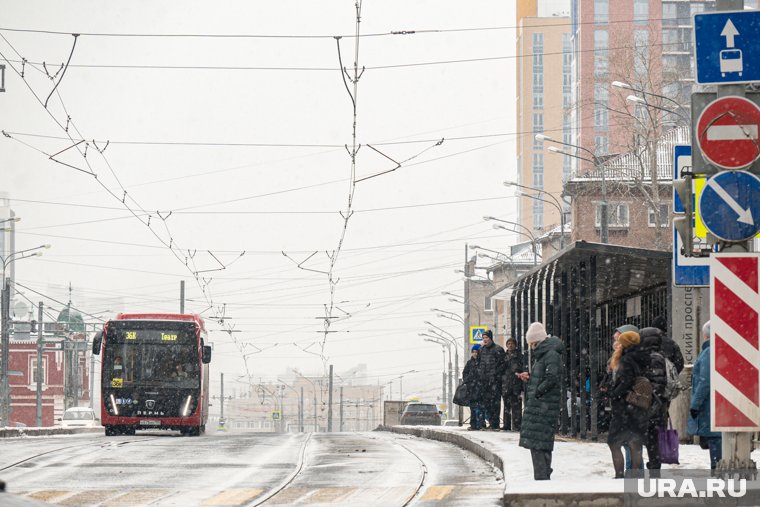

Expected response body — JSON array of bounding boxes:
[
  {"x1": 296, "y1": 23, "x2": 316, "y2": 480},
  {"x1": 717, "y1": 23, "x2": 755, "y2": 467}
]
[{"x1": 503, "y1": 241, "x2": 671, "y2": 440}]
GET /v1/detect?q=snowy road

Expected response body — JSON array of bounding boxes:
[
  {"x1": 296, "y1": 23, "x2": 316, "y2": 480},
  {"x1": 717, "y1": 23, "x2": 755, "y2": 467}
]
[{"x1": 0, "y1": 431, "x2": 502, "y2": 506}]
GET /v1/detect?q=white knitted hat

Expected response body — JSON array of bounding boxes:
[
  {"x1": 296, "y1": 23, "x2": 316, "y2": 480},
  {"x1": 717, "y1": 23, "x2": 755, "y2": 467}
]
[{"x1": 525, "y1": 322, "x2": 548, "y2": 344}]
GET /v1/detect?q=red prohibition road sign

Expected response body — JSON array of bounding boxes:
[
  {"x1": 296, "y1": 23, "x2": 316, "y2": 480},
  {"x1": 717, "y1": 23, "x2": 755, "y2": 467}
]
[
  {"x1": 697, "y1": 95, "x2": 760, "y2": 170},
  {"x1": 710, "y1": 253, "x2": 760, "y2": 431}
]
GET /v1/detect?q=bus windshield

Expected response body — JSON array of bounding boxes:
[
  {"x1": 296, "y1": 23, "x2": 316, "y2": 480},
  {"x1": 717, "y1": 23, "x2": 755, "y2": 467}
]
[{"x1": 104, "y1": 324, "x2": 200, "y2": 389}]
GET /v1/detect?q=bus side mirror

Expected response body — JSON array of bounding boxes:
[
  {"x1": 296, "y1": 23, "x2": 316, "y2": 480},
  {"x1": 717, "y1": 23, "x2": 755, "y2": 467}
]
[
  {"x1": 202, "y1": 345, "x2": 212, "y2": 364},
  {"x1": 92, "y1": 332, "x2": 103, "y2": 355}
]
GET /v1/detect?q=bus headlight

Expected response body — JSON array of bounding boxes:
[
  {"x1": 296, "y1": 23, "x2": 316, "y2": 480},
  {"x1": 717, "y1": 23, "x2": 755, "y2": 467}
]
[{"x1": 181, "y1": 395, "x2": 193, "y2": 417}]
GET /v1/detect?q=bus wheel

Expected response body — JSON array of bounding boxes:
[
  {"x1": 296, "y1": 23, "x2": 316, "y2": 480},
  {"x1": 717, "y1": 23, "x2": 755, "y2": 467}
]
[
  {"x1": 188, "y1": 426, "x2": 200, "y2": 437},
  {"x1": 105, "y1": 425, "x2": 117, "y2": 436},
  {"x1": 200, "y1": 425, "x2": 206, "y2": 434}
]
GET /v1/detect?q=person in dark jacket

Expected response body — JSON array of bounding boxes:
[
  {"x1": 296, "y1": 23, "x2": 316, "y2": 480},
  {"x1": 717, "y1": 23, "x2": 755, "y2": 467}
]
[
  {"x1": 652, "y1": 315, "x2": 685, "y2": 374},
  {"x1": 639, "y1": 327, "x2": 668, "y2": 471},
  {"x1": 501, "y1": 337, "x2": 524, "y2": 431},
  {"x1": 688, "y1": 321, "x2": 721, "y2": 469},
  {"x1": 463, "y1": 344, "x2": 484, "y2": 430},
  {"x1": 518, "y1": 322, "x2": 564, "y2": 480},
  {"x1": 607, "y1": 330, "x2": 650, "y2": 478},
  {"x1": 477, "y1": 330, "x2": 506, "y2": 430}
]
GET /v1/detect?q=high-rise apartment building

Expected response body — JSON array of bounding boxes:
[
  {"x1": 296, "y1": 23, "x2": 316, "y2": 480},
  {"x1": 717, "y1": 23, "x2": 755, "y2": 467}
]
[{"x1": 515, "y1": 1, "x2": 571, "y2": 237}]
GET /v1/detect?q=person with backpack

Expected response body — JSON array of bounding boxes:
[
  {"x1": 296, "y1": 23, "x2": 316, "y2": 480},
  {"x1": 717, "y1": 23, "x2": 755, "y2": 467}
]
[
  {"x1": 639, "y1": 326, "x2": 669, "y2": 471},
  {"x1": 652, "y1": 315, "x2": 685, "y2": 374},
  {"x1": 607, "y1": 330, "x2": 650, "y2": 478}
]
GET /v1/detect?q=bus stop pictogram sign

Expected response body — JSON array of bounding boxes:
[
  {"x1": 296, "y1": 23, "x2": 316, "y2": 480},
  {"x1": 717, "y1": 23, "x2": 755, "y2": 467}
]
[
  {"x1": 696, "y1": 95, "x2": 760, "y2": 170},
  {"x1": 710, "y1": 253, "x2": 760, "y2": 431}
]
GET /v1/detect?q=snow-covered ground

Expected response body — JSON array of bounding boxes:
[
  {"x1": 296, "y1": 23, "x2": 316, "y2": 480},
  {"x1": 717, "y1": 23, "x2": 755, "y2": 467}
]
[{"x1": 433, "y1": 427, "x2": 760, "y2": 494}]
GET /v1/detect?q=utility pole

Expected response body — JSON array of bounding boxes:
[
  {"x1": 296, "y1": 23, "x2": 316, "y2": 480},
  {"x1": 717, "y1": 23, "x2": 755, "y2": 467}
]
[
  {"x1": 298, "y1": 386, "x2": 303, "y2": 433},
  {"x1": 327, "y1": 364, "x2": 333, "y2": 432},
  {"x1": 220, "y1": 372, "x2": 225, "y2": 420},
  {"x1": 89, "y1": 330, "x2": 96, "y2": 410},
  {"x1": 35, "y1": 302, "x2": 43, "y2": 427},
  {"x1": 339, "y1": 386, "x2": 344, "y2": 431},
  {"x1": 1, "y1": 279, "x2": 10, "y2": 427},
  {"x1": 180, "y1": 280, "x2": 185, "y2": 314},
  {"x1": 460, "y1": 243, "x2": 469, "y2": 426}
]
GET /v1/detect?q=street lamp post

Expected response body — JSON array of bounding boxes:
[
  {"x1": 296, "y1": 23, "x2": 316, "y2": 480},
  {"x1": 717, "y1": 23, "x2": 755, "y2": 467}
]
[
  {"x1": 536, "y1": 133, "x2": 609, "y2": 244},
  {"x1": 293, "y1": 370, "x2": 319, "y2": 432},
  {"x1": 424, "y1": 322, "x2": 459, "y2": 419},
  {"x1": 613, "y1": 81, "x2": 691, "y2": 123},
  {"x1": 504, "y1": 181, "x2": 568, "y2": 248},
  {"x1": 483, "y1": 217, "x2": 539, "y2": 266},
  {"x1": 1, "y1": 243, "x2": 50, "y2": 427}
]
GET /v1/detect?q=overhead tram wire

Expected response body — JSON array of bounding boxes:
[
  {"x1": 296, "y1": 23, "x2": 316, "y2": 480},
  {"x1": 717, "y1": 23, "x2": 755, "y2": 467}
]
[{"x1": 0, "y1": 15, "x2": 700, "y2": 39}]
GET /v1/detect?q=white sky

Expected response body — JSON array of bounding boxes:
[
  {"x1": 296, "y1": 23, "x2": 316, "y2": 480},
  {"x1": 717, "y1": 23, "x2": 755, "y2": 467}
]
[{"x1": 1, "y1": 1, "x2": 520, "y2": 401}]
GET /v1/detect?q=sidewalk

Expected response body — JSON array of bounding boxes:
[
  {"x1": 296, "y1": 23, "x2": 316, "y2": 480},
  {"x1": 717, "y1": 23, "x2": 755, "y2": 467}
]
[{"x1": 383, "y1": 425, "x2": 760, "y2": 506}]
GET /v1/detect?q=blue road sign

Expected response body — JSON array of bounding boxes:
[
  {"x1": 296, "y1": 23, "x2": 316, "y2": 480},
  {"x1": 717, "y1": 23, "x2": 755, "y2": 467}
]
[
  {"x1": 673, "y1": 145, "x2": 710, "y2": 287},
  {"x1": 699, "y1": 170, "x2": 760, "y2": 242},
  {"x1": 694, "y1": 11, "x2": 760, "y2": 85}
]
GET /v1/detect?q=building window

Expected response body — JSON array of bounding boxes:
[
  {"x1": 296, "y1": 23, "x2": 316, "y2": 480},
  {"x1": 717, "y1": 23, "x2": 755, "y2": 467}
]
[
  {"x1": 484, "y1": 296, "x2": 493, "y2": 312},
  {"x1": 594, "y1": 135, "x2": 609, "y2": 155},
  {"x1": 562, "y1": 33, "x2": 572, "y2": 107},
  {"x1": 533, "y1": 32, "x2": 544, "y2": 111},
  {"x1": 30, "y1": 357, "x2": 46, "y2": 385},
  {"x1": 594, "y1": 30, "x2": 608, "y2": 78},
  {"x1": 596, "y1": 202, "x2": 630, "y2": 228},
  {"x1": 533, "y1": 113, "x2": 544, "y2": 150},
  {"x1": 532, "y1": 153, "x2": 544, "y2": 189},
  {"x1": 634, "y1": 30, "x2": 650, "y2": 79},
  {"x1": 648, "y1": 203, "x2": 669, "y2": 227},
  {"x1": 594, "y1": 83, "x2": 609, "y2": 132},
  {"x1": 634, "y1": 0, "x2": 648, "y2": 24},
  {"x1": 533, "y1": 200, "x2": 544, "y2": 230},
  {"x1": 595, "y1": 0, "x2": 608, "y2": 25}
]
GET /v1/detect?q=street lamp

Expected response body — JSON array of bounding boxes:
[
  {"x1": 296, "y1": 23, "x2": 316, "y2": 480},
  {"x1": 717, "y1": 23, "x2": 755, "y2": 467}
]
[
  {"x1": 613, "y1": 80, "x2": 689, "y2": 114},
  {"x1": 484, "y1": 217, "x2": 538, "y2": 266},
  {"x1": 625, "y1": 95, "x2": 690, "y2": 124},
  {"x1": 292, "y1": 370, "x2": 320, "y2": 433},
  {"x1": 1, "y1": 243, "x2": 51, "y2": 427},
  {"x1": 536, "y1": 133, "x2": 608, "y2": 244},
  {"x1": 420, "y1": 333, "x2": 451, "y2": 413},
  {"x1": 430, "y1": 308, "x2": 464, "y2": 324},
  {"x1": 504, "y1": 180, "x2": 569, "y2": 248}
]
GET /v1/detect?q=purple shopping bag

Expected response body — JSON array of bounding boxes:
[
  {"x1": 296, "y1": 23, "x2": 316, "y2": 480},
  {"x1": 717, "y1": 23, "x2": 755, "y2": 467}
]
[{"x1": 657, "y1": 418, "x2": 679, "y2": 464}]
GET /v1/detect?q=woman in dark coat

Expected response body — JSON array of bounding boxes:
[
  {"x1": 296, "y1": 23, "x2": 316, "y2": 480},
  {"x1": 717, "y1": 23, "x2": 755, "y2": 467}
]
[
  {"x1": 463, "y1": 344, "x2": 483, "y2": 430},
  {"x1": 519, "y1": 322, "x2": 564, "y2": 480},
  {"x1": 607, "y1": 330, "x2": 650, "y2": 478}
]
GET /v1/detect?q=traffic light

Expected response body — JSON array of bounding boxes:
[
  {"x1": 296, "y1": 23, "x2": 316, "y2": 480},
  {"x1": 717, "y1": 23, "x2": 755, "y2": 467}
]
[
  {"x1": 673, "y1": 174, "x2": 694, "y2": 257},
  {"x1": 30, "y1": 320, "x2": 37, "y2": 333}
]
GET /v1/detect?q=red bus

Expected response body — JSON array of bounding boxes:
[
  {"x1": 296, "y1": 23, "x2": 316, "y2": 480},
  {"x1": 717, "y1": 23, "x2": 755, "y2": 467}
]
[{"x1": 92, "y1": 313, "x2": 212, "y2": 436}]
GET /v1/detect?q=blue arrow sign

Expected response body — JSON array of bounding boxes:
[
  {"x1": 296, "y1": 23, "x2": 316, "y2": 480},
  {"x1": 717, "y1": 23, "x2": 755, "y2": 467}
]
[
  {"x1": 673, "y1": 145, "x2": 710, "y2": 287},
  {"x1": 699, "y1": 170, "x2": 760, "y2": 242},
  {"x1": 694, "y1": 11, "x2": 760, "y2": 85}
]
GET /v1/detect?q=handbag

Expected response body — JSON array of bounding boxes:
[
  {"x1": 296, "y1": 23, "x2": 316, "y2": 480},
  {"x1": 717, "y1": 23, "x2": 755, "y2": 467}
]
[
  {"x1": 625, "y1": 376, "x2": 653, "y2": 410},
  {"x1": 658, "y1": 418, "x2": 680, "y2": 464},
  {"x1": 453, "y1": 383, "x2": 470, "y2": 406}
]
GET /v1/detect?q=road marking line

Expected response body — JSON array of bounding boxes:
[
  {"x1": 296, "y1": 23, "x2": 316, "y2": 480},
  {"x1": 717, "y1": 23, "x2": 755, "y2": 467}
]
[
  {"x1": 420, "y1": 485, "x2": 455, "y2": 501},
  {"x1": 201, "y1": 488, "x2": 264, "y2": 506},
  {"x1": 58, "y1": 490, "x2": 116, "y2": 506},
  {"x1": 303, "y1": 487, "x2": 357, "y2": 503},
  {"x1": 27, "y1": 490, "x2": 71, "y2": 502},
  {"x1": 103, "y1": 489, "x2": 171, "y2": 506}
]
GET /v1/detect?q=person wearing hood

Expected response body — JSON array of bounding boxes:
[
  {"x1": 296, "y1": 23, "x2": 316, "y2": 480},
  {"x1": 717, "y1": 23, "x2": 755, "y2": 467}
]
[
  {"x1": 688, "y1": 321, "x2": 721, "y2": 469},
  {"x1": 639, "y1": 326, "x2": 668, "y2": 471},
  {"x1": 501, "y1": 337, "x2": 524, "y2": 431},
  {"x1": 463, "y1": 344, "x2": 484, "y2": 430},
  {"x1": 652, "y1": 315, "x2": 685, "y2": 374},
  {"x1": 607, "y1": 331, "x2": 650, "y2": 478},
  {"x1": 518, "y1": 322, "x2": 564, "y2": 480},
  {"x1": 477, "y1": 329, "x2": 506, "y2": 430}
]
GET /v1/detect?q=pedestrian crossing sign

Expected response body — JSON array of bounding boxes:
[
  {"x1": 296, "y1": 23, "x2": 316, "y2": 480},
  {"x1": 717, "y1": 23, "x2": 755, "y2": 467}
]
[{"x1": 469, "y1": 326, "x2": 488, "y2": 344}]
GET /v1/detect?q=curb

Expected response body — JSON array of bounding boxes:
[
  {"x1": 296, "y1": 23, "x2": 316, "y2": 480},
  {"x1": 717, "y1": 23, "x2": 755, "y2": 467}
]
[
  {"x1": 378, "y1": 425, "x2": 504, "y2": 474},
  {"x1": 0, "y1": 427, "x2": 102, "y2": 438}
]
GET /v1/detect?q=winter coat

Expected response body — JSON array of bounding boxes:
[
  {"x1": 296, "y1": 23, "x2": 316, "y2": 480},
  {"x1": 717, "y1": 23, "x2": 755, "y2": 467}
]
[
  {"x1": 607, "y1": 344, "x2": 650, "y2": 446},
  {"x1": 519, "y1": 336, "x2": 564, "y2": 452},
  {"x1": 688, "y1": 340, "x2": 720, "y2": 438},
  {"x1": 640, "y1": 328, "x2": 667, "y2": 396},
  {"x1": 477, "y1": 341, "x2": 506, "y2": 398},
  {"x1": 462, "y1": 357, "x2": 482, "y2": 404},
  {"x1": 501, "y1": 350, "x2": 525, "y2": 397},
  {"x1": 660, "y1": 334, "x2": 685, "y2": 374}
]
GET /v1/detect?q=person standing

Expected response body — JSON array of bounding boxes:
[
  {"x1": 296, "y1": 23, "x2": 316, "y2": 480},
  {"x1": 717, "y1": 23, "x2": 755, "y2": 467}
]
[
  {"x1": 639, "y1": 326, "x2": 668, "y2": 471},
  {"x1": 652, "y1": 315, "x2": 685, "y2": 374},
  {"x1": 688, "y1": 321, "x2": 721, "y2": 469},
  {"x1": 607, "y1": 331, "x2": 650, "y2": 478},
  {"x1": 518, "y1": 322, "x2": 564, "y2": 480},
  {"x1": 463, "y1": 344, "x2": 483, "y2": 431},
  {"x1": 501, "y1": 337, "x2": 524, "y2": 431},
  {"x1": 477, "y1": 330, "x2": 505, "y2": 430}
]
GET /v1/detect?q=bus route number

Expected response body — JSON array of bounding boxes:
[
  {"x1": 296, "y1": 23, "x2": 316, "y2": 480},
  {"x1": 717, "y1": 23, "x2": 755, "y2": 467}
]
[
  {"x1": 125, "y1": 331, "x2": 137, "y2": 340},
  {"x1": 111, "y1": 378, "x2": 123, "y2": 388},
  {"x1": 161, "y1": 333, "x2": 177, "y2": 342}
]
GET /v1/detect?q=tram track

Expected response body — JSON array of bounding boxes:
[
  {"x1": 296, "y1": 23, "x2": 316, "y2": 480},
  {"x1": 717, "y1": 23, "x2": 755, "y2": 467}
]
[
  {"x1": 247, "y1": 432, "x2": 313, "y2": 506},
  {"x1": 0, "y1": 436, "x2": 160, "y2": 473}
]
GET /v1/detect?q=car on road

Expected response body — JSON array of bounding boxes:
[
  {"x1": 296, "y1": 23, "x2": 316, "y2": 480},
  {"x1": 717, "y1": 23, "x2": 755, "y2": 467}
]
[
  {"x1": 59, "y1": 407, "x2": 99, "y2": 428},
  {"x1": 399, "y1": 403, "x2": 441, "y2": 426}
]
